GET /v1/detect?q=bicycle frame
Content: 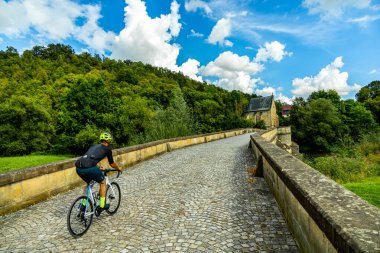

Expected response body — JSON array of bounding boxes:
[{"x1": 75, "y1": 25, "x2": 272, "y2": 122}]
[{"x1": 81, "y1": 174, "x2": 116, "y2": 216}]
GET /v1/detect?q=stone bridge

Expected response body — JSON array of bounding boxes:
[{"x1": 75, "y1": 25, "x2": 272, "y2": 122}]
[
  {"x1": 1, "y1": 133, "x2": 298, "y2": 252},
  {"x1": 1, "y1": 129, "x2": 379, "y2": 253}
]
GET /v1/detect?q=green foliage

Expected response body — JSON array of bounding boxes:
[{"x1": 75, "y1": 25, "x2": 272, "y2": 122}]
[
  {"x1": 0, "y1": 44, "x2": 253, "y2": 156},
  {"x1": 253, "y1": 120, "x2": 267, "y2": 129},
  {"x1": 144, "y1": 88, "x2": 197, "y2": 141},
  {"x1": 340, "y1": 99, "x2": 376, "y2": 140},
  {"x1": 74, "y1": 124, "x2": 99, "y2": 153},
  {"x1": 356, "y1": 80, "x2": 380, "y2": 123},
  {"x1": 275, "y1": 100, "x2": 290, "y2": 126},
  {"x1": 290, "y1": 98, "x2": 347, "y2": 152},
  {"x1": 0, "y1": 96, "x2": 53, "y2": 156},
  {"x1": 307, "y1": 89, "x2": 341, "y2": 106},
  {"x1": 304, "y1": 155, "x2": 371, "y2": 183},
  {"x1": 356, "y1": 80, "x2": 380, "y2": 102},
  {"x1": 290, "y1": 89, "x2": 379, "y2": 153},
  {"x1": 303, "y1": 131, "x2": 380, "y2": 183}
]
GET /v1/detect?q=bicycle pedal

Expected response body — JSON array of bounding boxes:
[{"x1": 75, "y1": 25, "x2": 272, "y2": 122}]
[{"x1": 95, "y1": 206, "x2": 101, "y2": 217}]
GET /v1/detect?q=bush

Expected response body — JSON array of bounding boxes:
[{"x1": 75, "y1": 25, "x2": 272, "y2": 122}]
[
  {"x1": 253, "y1": 120, "x2": 267, "y2": 129},
  {"x1": 74, "y1": 125, "x2": 99, "y2": 154},
  {"x1": 1, "y1": 141, "x2": 28, "y2": 156},
  {"x1": 305, "y1": 155, "x2": 375, "y2": 183},
  {"x1": 358, "y1": 131, "x2": 380, "y2": 156},
  {"x1": 0, "y1": 96, "x2": 53, "y2": 156}
]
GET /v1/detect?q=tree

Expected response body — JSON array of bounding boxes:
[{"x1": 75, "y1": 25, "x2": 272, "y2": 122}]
[
  {"x1": 308, "y1": 90, "x2": 341, "y2": 106},
  {"x1": 57, "y1": 74, "x2": 112, "y2": 154},
  {"x1": 341, "y1": 99, "x2": 376, "y2": 140},
  {"x1": 275, "y1": 100, "x2": 290, "y2": 126},
  {"x1": 356, "y1": 81, "x2": 380, "y2": 102},
  {"x1": 144, "y1": 87, "x2": 197, "y2": 141},
  {"x1": 290, "y1": 98, "x2": 347, "y2": 153},
  {"x1": 356, "y1": 81, "x2": 380, "y2": 123},
  {"x1": 0, "y1": 96, "x2": 53, "y2": 156}
]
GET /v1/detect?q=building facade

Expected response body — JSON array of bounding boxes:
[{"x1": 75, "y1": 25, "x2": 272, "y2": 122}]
[{"x1": 245, "y1": 95, "x2": 279, "y2": 127}]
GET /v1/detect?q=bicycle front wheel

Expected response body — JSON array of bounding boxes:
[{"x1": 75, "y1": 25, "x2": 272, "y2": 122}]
[
  {"x1": 106, "y1": 182, "x2": 121, "y2": 214},
  {"x1": 67, "y1": 196, "x2": 94, "y2": 237}
]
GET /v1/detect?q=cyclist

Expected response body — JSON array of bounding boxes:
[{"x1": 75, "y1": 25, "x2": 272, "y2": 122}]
[{"x1": 75, "y1": 132, "x2": 122, "y2": 212}]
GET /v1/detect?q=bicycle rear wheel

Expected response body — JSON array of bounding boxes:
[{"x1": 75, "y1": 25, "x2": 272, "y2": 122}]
[
  {"x1": 67, "y1": 196, "x2": 94, "y2": 237},
  {"x1": 106, "y1": 182, "x2": 121, "y2": 214}
]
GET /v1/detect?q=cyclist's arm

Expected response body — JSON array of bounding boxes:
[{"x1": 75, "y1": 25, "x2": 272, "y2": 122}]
[
  {"x1": 110, "y1": 162, "x2": 122, "y2": 171},
  {"x1": 105, "y1": 149, "x2": 121, "y2": 171}
]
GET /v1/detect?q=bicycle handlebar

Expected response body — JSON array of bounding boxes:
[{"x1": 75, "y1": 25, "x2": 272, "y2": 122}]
[{"x1": 103, "y1": 168, "x2": 122, "y2": 178}]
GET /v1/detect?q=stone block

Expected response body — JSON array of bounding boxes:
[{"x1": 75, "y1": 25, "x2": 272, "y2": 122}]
[
  {"x1": 47, "y1": 169, "x2": 67, "y2": 192},
  {"x1": 21, "y1": 175, "x2": 48, "y2": 200},
  {"x1": 141, "y1": 146, "x2": 157, "y2": 160},
  {"x1": 127, "y1": 151, "x2": 138, "y2": 165},
  {"x1": 0, "y1": 182, "x2": 22, "y2": 207},
  {"x1": 156, "y1": 143, "x2": 167, "y2": 154},
  {"x1": 64, "y1": 167, "x2": 80, "y2": 185}
]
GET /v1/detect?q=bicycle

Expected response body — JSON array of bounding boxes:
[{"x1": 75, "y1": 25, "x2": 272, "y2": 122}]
[{"x1": 67, "y1": 168, "x2": 122, "y2": 237}]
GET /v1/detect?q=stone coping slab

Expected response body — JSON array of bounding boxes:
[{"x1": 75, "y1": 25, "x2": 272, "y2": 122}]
[{"x1": 251, "y1": 133, "x2": 380, "y2": 253}]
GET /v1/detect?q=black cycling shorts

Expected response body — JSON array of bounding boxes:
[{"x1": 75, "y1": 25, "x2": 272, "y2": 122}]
[{"x1": 76, "y1": 166, "x2": 105, "y2": 184}]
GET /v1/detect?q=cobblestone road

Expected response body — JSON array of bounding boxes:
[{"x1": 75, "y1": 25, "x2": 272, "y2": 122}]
[{"x1": 1, "y1": 134, "x2": 299, "y2": 253}]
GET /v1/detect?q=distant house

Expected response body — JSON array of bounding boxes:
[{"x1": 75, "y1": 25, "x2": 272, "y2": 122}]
[
  {"x1": 282, "y1": 105, "x2": 292, "y2": 118},
  {"x1": 245, "y1": 95, "x2": 279, "y2": 127}
]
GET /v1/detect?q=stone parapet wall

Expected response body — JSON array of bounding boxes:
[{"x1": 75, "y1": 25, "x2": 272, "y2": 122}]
[
  {"x1": 0, "y1": 129, "x2": 255, "y2": 216},
  {"x1": 259, "y1": 128, "x2": 277, "y2": 144},
  {"x1": 251, "y1": 133, "x2": 380, "y2": 253}
]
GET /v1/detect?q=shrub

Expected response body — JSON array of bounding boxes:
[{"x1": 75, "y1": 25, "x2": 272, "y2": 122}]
[
  {"x1": 306, "y1": 156, "x2": 373, "y2": 183},
  {"x1": 74, "y1": 124, "x2": 99, "y2": 154},
  {"x1": 254, "y1": 120, "x2": 267, "y2": 130}
]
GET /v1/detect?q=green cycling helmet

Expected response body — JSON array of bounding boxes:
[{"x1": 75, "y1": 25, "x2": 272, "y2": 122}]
[{"x1": 100, "y1": 132, "x2": 112, "y2": 142}]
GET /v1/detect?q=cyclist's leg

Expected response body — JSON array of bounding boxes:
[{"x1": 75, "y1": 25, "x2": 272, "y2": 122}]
[
  {"x1": 76, "y1": 167, "x2": 93, "y2": 206},
  {"x1": 86, "y1": 166, "x2": 107, "y2": 209},
  {"x1": 99, "y1": 179, "x2": 107, "y2": 208}
]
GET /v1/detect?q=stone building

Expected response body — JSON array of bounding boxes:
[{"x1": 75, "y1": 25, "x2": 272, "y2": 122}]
[
  {"x1": 282, "y1": 105, "x2": 292, "y2": 118},
  {"x1": 245, "y1": 95, "x2": 279, "y2": 127}
]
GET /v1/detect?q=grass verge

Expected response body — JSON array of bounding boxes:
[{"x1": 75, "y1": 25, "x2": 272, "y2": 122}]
[
  {"x1": 0, "y1": 154, "x2": 74, "y2": 174},
  {"x1": 342, "y1": 177, "x2": 380, "y2": 208}
]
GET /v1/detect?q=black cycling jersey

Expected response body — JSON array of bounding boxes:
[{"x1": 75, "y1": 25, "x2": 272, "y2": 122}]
[{"x1": 75, "y1": 144, "x2": 114, "y2": 168}]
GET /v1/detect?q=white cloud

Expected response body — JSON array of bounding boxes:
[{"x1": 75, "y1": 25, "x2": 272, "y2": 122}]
[
  {"x1": 347, "y1": 15, "x2": 380, "y2": 24},
  {"x1": 254, "y1": 86, "x2": 294, "y2": 104},
  {"x1": 276, "y1": 93, "x2": 293, "y2": 105},
  {"x1": 224, "y1": 40, "x2": 233, "y2": 47},
  {"x1": 201, "y1": 51, "x2": 263, "y2": 93},
  {"x1": 178, "y1": 59, "x2": 202, "y2": 82},
  {"x1": 255, "y1": 41, "x2": 292, "y2": 63},
  {"x1": 0, "y1": 0, "x2": 114, "y2": 52},
  {"x1": 75, "y1": 5, "x2": 116, "y2": 52},
  {"x1": 292, "y1": 56, "x2": 361, "y2": 97},
  {"x1": 0, "y1": 0, "x2": 29, "y2": 37},
  {"x1": 185, "y1": 0, "x2": 212, "y2": 15},
  {"x1": 207, "y1": 18, "x2": 233, "y2": 46},
  {"x1": 188, "y1": 29, "x2": 204, "y2": 38},
  {"x1": 111, "y1": 0, "x2": 182, "y2": 69},
  {"x1": 302, "y1": 0, "x2": 371, "y2": 19},
  {"x1": 369, "y1": 68, "x2": 380, "y2": 75},
  {"x1": 245, "y1": 46, "x2": 254, "y2": 50},
  {"x1": 255, "y1": 87, "x2": 276, "y2": 96}
]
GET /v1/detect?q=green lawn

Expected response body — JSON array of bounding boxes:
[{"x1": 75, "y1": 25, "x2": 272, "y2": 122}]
[
  {"x1": 0, "y1": 154, "x2": 74, "y2": 173},
  {"x1": 343, "y1": 177, "x2": 380, "y2": 208}
]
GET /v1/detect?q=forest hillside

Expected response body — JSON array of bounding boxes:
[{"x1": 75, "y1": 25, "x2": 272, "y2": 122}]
[{"x1": 0, "y1": 44, "x2": 255, "y2": 156}]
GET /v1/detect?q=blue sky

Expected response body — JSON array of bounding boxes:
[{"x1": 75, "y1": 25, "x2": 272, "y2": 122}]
[{"x1": 1, "y1": 0, "x2": 380, "y2": 103}]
